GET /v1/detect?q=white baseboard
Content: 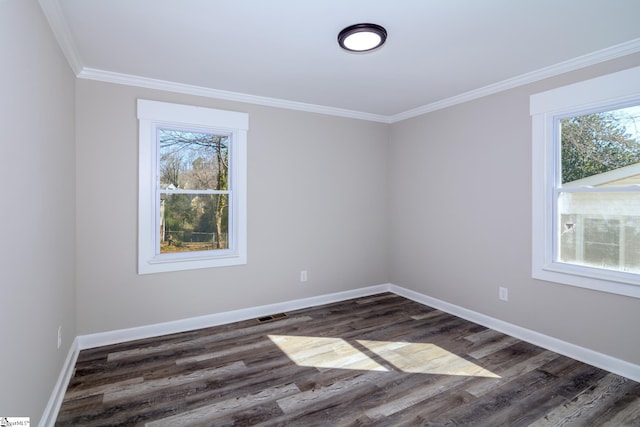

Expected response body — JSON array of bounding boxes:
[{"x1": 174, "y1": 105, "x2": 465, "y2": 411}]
[
  {"x1": 388, "y1": 284, "x2": 640, "y2": 383},
  {"x1": 39, "y1": 337, "x2": 80, "y2": 427},
  {"x1": 41, "y1": 284, "x2": 387, "y2": 425},
  {"x1": 77, "y1": 284, "x2": 389, "y2": 350},
  {"x1": 42, "y1": 282, "x2": 640, "y2": 425}
]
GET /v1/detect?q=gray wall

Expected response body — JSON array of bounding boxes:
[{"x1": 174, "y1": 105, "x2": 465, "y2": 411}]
[
  {"x1": 389, "y1": 54, "x2": 640, "y2": 365},
  {"x1": 0, "y1": 0, "x2": 76, "y2": 422},
  {"x1": 75, "y1": 80, "x2": 390, "y2": 334},
  {"x1": 5, "y1": 2, "x2": 640, "y2": 421}
]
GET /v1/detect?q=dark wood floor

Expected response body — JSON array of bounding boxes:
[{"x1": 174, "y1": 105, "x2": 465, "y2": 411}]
[{"x1": 56, "y1": 293, "x2": 640, "y2": 426}]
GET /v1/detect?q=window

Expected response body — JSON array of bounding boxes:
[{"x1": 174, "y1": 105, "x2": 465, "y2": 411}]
[
  {"x1": 138, "y1": 99, "x2": 248, "y2": 274},
  {"x1": 531, "y1": 66, "x2": 640, "y2": 298}
]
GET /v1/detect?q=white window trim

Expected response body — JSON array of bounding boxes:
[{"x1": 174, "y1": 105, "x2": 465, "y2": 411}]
[
  {"x1": 530, "y1": 65, "x2": 640, "y2": 298},
  {"x1": 137, "y1": 99, "x2": 248, "y2": 274}
]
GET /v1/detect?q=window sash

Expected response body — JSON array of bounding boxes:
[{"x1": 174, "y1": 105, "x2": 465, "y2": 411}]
[
  {"x1": 154, "y1": 124, "x2": 236, "y2": 258},
  {"x1": 553, "y1": 188, "x2": 640, "y2": 275},
  {"x1": 551, "y1": 102, "x2": 640, "y2": 278},
  {"x1": 156, "y1": 190, "x2": 234, "y2": 256}
]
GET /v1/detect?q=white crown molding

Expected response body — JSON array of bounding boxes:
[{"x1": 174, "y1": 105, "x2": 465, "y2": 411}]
[
  {"x1": 38, "y1": 0, "x2": 83, "y2": 75},
  {"x1": 77, "y1": 68, "x2": 392, "y2": 123},
  {"x1": 39, "y1": 0, "x2": 640, "y2": 124},
  {"x1": 388, "y1": 38, "x2": 640, "y2": 123},
  {"x1": 77, "y1": 36, "x2": 640, "y2": 124}
]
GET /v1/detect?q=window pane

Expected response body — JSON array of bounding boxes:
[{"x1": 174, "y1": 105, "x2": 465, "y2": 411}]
[
  {"x1": 560, "y1": 105, "x2": 640, "y2": 185},
  {"x1": 159, "y1": 129, "x2": 229, "y2": 190},
  {"x1": 558, "y1": 192, "x2": 640, "y2": 273},
  {"x1": 160, "y1": 193, "x2": 229, "y2": 253},
  {"x1": 583, "y1": 218, "x2": 620, "y2": 269},
  {"x1": 624, "y1": 220, "x2": 640, "y2": 272}
]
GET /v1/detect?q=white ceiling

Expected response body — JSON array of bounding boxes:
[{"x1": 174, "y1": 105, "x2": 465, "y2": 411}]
[{"x1": 40, "y1": 0, "x2": 640, "y2": 122}]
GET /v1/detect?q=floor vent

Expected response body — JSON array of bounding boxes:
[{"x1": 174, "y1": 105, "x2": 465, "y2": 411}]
[{"x1": 257, "y1": 312, "x2": 288, "y2": 323}]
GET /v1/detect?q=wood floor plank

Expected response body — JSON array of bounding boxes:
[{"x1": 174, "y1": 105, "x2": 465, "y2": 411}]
[
  {"x1": 467, "y1": 335, "x2": 521, "y2": 359},
  {"x1": 146, "y1": 383, "x2": 299, "y2": 427},
  {"x1": 276, "y1": 371, "x2": 380, "y2": 415},
  {"x1": 364, "y1": 372, "x2": 473, "y2": 420},
  {"x1": 465, "y1": 349, "x2": 560, "y2": 397},
  {"x1": 55, "y1": 293, "x2": 640, "y2": 426},
  {"x1": 103, "y1": 361, "x2": 247, "y2": 403},
  {"x1": 107, "y1": 316, "x2": 314, "y2": 363},
  {"x1": 530, "y1": 373, "x2": 638, "y2": 426},
  {"x1": 601, "y1": 395, "x2": 640, "y2": 426}
]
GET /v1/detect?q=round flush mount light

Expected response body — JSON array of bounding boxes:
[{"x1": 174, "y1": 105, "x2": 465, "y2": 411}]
[{"x1": 338, "y1": 23, "x2": 387, "y2": 52}]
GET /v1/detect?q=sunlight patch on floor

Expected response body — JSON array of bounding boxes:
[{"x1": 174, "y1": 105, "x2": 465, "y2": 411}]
[
  {"x1": 357, "y1": 340, "x2": 500, "y2": 378},
  {"x1": 268, "y1": 335, "x2": 500, "y2": 378},
  {"x1": 268, "y1": 335, "x2": 388, "y2": 371}
]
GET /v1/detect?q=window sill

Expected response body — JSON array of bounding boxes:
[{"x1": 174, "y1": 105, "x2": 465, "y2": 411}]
[{"x1": 533, "y1": 262, "x2": 640, "y2": 298}]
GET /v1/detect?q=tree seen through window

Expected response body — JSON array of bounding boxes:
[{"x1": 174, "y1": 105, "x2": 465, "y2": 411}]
[
  {"x1": 158, "y1": 129, "x2": 229, "y2": 253},
  {"x1": 561, "y1": 107, "x2": 640, "y2": 183}
]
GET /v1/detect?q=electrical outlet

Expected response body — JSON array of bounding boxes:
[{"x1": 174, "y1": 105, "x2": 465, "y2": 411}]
[
  {"x1": 300, "y1": 270, "x2": 308, "y2": 282},
  {"x1": 57, "y1": 325, "x2": 62, "y2": 349},
  {"x1": 499, "y1": 287, "x2": 509, "y2": 302}
]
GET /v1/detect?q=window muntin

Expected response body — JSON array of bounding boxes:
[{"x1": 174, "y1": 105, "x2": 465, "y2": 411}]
[
  {"x1": 138, "y1": 99, "x2": 248, "y2": 274},
  {"x1": 530, "y1": 65, "x2": 640, "y2": 298}
]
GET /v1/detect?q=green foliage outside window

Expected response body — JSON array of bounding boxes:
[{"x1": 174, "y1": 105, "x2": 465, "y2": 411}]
[
  {"x1": 158, "y1": 129, "x2": 230, "y2": 253},
  {"x1": 561, "y1": 109, "x2": 640, "y2": 183}
]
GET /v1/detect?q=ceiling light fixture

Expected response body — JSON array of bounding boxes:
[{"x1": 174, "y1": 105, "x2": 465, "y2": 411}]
[{"x1": 338, "y1": 23, "x2": 387, "y2": 52}]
